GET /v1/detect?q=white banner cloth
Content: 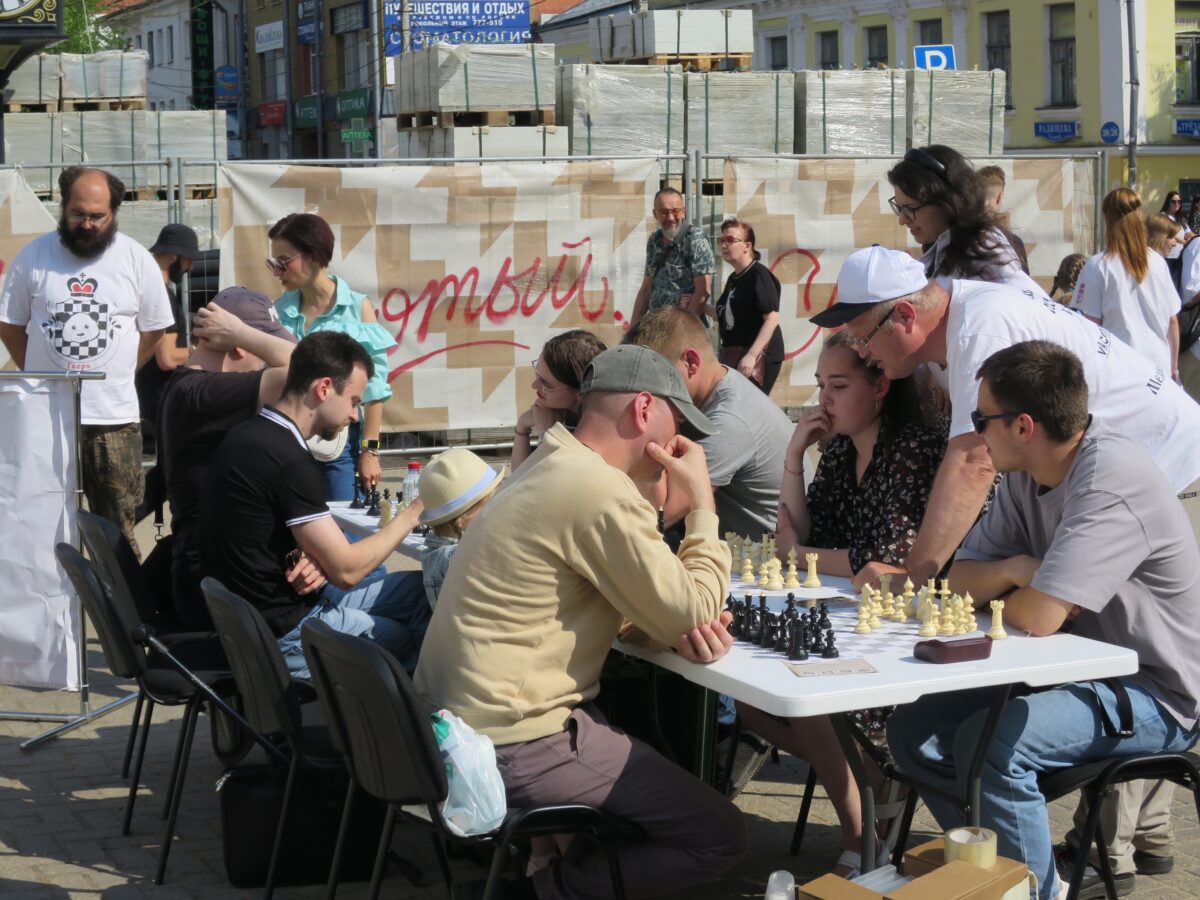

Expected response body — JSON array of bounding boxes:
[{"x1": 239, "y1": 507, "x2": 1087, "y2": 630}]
[{"x1": 0, "y1": 376, "x2": 80, "y2": 690}]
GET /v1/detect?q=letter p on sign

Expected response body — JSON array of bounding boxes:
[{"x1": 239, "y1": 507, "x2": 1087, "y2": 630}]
[{"x1": 914, "y1": 44, "x2": 957, "y2": 70}]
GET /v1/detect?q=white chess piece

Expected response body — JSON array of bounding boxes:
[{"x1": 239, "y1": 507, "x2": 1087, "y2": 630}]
[
  {"x1": 918, "y1": 600, "x2": 937, "y2": 638},
  {"x1": 767, "y1": 558, "x2": 784, "y2": 591},
  {"x1": 802, "y1": 552, "x2": 822, "y2": 588},
  {"x1": 855, "y1": 602, "x2": 872, "y2": 634},
  {"x1": 783, "y1": 555, "x2": 801, "y2": 589},
  {"x1": 879, "y1": 572, "x2": 893, "y2": 598},
  {"x1": 989, "y1": 599, "x2": 1008, "y2": 639}
]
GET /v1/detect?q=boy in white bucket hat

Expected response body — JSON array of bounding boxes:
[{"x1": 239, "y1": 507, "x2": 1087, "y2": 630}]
[{"x1": 417, "y1": 448, "x2": 502, "y2": 609}]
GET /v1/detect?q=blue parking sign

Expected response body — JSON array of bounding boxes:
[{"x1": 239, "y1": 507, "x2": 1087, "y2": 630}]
[{"x1": 914, "y1": 44, "x2": 957, "y2": 70}]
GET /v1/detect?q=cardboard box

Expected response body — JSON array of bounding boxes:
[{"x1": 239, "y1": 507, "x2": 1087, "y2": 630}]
[{"x1": 797, "y1": 839, "x2": 1030, "y2": 900}]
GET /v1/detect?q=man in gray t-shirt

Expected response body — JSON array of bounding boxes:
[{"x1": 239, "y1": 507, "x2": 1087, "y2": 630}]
[
  {"x1": 624, "y1": 306, "x2": 792, "y2": 538},
  {"x1": 887, "y1": 341, "x2": 1200, "y2": 900}
]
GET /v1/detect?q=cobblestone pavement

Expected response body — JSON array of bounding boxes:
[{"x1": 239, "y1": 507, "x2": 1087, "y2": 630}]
[{"x1": 2, "y1": 519, "x2": 1196, "y2": 898}]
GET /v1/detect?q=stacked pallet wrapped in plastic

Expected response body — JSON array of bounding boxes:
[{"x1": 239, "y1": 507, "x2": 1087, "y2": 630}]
[
  {"x1": 11, "y1": 111, "x2": 226, "y2": 193},
  {"x1": 5, "y1": 113, "x2": 62, "y2": 192},
  {"x1": 795, "y1": 69, "x2": 906, "y2": 156},
  {"x1": 394, "y1": 43, "x2": 555, "y2": 116},
  {"x1": 558, "y1": 64, "x2": 684, "y2": 165},
  {"x1": 60, "y1": 50, "x2": 148, "y2": 102},
  {"x1": 590, "y1": 9, "x2": 753, "y2": 61},
  {"x1": 907, "y1": 69, "x2": 1006, "y2": 156},
  {"x1": 394, "y1": 126, "x2": 568, "y2": 159},
  {"x1": 4, "y1": 54, "x2": 61, "y2": 105},
  {"x1": 686, "y1": 72, "x2": 793, "y2": 179}
]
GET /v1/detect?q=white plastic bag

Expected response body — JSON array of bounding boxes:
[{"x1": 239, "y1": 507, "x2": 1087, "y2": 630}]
[{"x1": 431, "y1": 708, "x2": 508, "y2": 836}]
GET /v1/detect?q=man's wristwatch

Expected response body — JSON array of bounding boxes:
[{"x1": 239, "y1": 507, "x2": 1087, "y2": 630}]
[{"x1": 361, "y1": 438, "x2": 380, "y2": 455}]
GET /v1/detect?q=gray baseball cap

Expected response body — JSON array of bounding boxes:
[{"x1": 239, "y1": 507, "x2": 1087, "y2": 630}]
[
  {"x1": 581, "y1": 345, "x2": 716, "y2": 439},
  {"x1": 210, "y1": 287, "x2": 297, "y2": 342}
]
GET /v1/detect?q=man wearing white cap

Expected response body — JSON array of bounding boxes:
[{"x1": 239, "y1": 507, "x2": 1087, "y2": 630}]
[
  {"x1": 812, "y1": 245, "x2": 1200, "y2": 589},
  {"x1": 415, "y1": 345, "x2": 747, "y2": 899}
]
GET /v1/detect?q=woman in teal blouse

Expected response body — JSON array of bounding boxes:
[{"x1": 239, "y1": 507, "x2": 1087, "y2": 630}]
[{"x1": 268, "y1": 213, "x2": 395, "y2": 501}]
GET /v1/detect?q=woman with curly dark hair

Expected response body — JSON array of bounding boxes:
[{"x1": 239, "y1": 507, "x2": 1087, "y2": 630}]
[{"x1": 886, "y1": 145, "x2": 1045, "y2": 298}]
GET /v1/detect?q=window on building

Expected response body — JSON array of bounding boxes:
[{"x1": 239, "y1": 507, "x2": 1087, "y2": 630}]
[
  {"x1": 766, "y1": 35, "x2": 788, "y2": 70},
  {"x1": 342, "y1": 30, "x2": 367, "y2": 88},
  {"x1": 985, "y1": 11, "x2": 1013, "y2": 108},
  {"x1": 865, "y1": 25, "x2": 888, "y2": 67},
  {"x1": 147, "y1": 31, "x2": 155, "y2": 67},
  {"x1": 261, "y1": 48, "x2": 286, "y2": 101},
  {"x1": 1049, "y1": 4, "x2": 1076, "y2": 106},
  {"x1": 135, "y1": 34, "x2": 142, "y2": 49},
  {"x1": 167, "y1": 25, "x2": 174, "y2": 63},
  {"x1": 917, "y1": 19, "x2": 942, "y2": 46},
  {"x1": 185, "y1": 21, "x2": 191, "y2": 60},
  {"x1": 818, "y1": 30, "x2": 839, "y2": 70},
  {"x1": 1178, "y1": 35, "x2": 1200, "y2": 104}
]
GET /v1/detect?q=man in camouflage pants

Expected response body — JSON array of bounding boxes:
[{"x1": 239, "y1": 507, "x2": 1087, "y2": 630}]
[
  {"x1": 0, "y1": 167, "x2": 173, "y2": 558},
  {"x1": 630, "y1": 187, "x2": 715, "y2": 326}
]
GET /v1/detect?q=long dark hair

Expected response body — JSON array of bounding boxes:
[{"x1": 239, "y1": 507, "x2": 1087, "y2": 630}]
[
  {"x1": 822, "y1": 331, "x2": 928, "y2": 430},
  {"x1": 1160, "y1": 191, "x2": 1183, "y2": 218},
  {"x1": 887, "y1": 145, "x2": 1007, "y2": 280},
  {"x1": 541, "y1": 329, "x2": 607, "y2": 390}
]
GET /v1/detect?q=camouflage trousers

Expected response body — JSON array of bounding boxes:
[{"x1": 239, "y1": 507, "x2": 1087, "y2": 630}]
[{"x1": 81, "y1": 422, "x2": 144, "y2": 559}]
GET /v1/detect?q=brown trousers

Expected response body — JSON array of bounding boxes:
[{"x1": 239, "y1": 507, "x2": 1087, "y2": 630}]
[
  {"x1": 81, "y1": 422, "x2": 144, "y2": 559},
  {"x1": 494, "y1": 704, "x2": 748, "y2": 899}
]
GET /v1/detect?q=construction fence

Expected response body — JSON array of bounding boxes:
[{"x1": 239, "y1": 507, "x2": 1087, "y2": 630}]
[{"x1": 0, "y1": 152, "x2": 1101, "y2": 432}]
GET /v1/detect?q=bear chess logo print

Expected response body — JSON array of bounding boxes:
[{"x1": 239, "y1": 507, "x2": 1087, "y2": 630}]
[{"x1": 43, "y1": 276, "x2": 113, "y2": 363}]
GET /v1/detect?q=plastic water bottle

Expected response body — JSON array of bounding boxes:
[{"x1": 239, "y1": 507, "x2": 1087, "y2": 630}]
[
  {"x1": 402, "y1": 461, "x2": 422, "y2": 508},
  {"x1": 764, "y1": 870, "x2": 794, "y2": 900}
]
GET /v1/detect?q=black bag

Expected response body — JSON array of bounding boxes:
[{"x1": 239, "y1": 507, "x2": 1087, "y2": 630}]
[
  {"x1": 218, "y1": 763, "x2": 389, "y2": 888},
  {"x1": 1181, "y1": 299, "x2": 1200, "y2": 355}
]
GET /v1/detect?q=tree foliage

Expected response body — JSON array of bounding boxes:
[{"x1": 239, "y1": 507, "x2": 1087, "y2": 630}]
[{"x1": 46, "y1": 0, "x2": 128, "y2": 55}]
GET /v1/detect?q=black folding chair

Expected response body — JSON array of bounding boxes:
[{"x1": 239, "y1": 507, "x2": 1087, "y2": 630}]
[
  {"x1": 201, "y1": 577, "x2": 351, "y2": 900},
  {"x1": 1040, "y1": 753, "x2": 1200, "y2": 900},
  {"x1": 54, "y1": 543, "x2": 233, "y2": 885},
  {"x1": 75, "y1": 509, "x2": 249, "y2": 785},
  {"x1": 301, "y1": 619, "x2": 642, "y2": 900}
]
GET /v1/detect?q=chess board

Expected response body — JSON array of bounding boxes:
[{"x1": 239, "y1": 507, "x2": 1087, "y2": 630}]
[{"x1": 727, "y1": 572, "x2": 934, "y2": 662}]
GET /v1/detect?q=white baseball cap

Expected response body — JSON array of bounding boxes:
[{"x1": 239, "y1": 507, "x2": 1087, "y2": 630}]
[{"x1": 811, "y1": 246, "x2": 930, "y2": 328}]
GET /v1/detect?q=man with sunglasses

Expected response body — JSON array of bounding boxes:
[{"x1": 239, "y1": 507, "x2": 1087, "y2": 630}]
[
  {"x1": 0, "y1": 166, "x2": 174, "y2": 558},
  {"x1": 812, "y1": 245, "x2": 1200, "y2": 592},
  {"x1": 888, "y1": 341, "x2": 1200, "y2": 900},
  {"x1": 630, "y1": 187, "x2": 715, "y2": 326}
]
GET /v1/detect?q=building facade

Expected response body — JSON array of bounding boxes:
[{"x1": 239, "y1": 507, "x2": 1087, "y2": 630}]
[{"x1": 245, "y1": 0, "x2": 384, "y2": 160}]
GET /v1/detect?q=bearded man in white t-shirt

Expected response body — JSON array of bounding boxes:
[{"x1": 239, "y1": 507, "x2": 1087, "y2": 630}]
[
  {"x1": 0, "y1": 167, "x2": 174, "y2": 557},
  {"x1": 811, "y1": 245, "x2": 1200, "y2": 591}
]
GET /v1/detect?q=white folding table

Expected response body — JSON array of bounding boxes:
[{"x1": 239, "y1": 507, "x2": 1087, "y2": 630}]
[
  {"x1": 616, "y1": 574, "x2": 1138, "y2": 871},
  {"x1": 328, "y1": 501, "x2": 427, "y2": 560}
]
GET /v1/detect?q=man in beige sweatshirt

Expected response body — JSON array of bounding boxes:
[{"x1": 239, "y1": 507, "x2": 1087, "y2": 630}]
[{"x1": 415, "y1": 345, "x2": 747, "y2": 899}]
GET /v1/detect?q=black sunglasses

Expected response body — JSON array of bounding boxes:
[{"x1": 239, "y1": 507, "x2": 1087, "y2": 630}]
[{"x1": 970, "y1": 409, "x2": 1019, "y2": 434}]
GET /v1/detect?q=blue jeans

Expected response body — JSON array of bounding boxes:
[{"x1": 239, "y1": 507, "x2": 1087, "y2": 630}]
[
  {"x1": 887, "y1": 682, "x2": 1198, "y2": 900},
  {"x1": 319, "y1": 421, "x2": 361, "y2": 502},
  {"x1": 277, "y1": 569, "x2": 430, "y2": 680}
]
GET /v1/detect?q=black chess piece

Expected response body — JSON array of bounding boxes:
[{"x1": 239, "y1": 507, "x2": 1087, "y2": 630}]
[
  {"x1": 366, "y1": 487, "x2": 381, "y2": 517},
  {"x1": 810, "y1": 626, "x2": 824, "y2": 655},
  {"x1": 817, "y1": 603, "x2": 832, "y2": 633},
  {"x1": 822, "y1": 630, "x2": 840, "y2": 659},
  {"x1": 759, "y1": 612, "x2": 777, "y2": 649},
  {"x1": 773, "y1": 618, "x2": 789, "y2": 654},
  {"x1": 784, "y1": 594, "x2": 798, "y2": 619},
  {"x1": 349, "y1": 481, "x2": 364, "y2": 510},
  {"x1": 745, "y1": 607, "x2": 762, "y2": 644},
  {"x1": 787, "y1": 619, "x2": 808, "y2": 661}
]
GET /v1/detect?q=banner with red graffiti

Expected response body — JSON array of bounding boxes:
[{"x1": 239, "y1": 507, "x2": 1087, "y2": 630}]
[
  {"x1": 216, "y1": 160, "x2": 655, "y2": 431},
  {"x1": 721, "y1": 156, "x2": 1096, "y2": 406}
]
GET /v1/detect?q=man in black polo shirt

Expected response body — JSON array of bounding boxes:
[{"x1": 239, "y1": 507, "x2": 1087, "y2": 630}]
[
  {"x1": 159, "y1": 287, "x2": 300, "y2": 629},
  {"x1": 199, "y1": 331, "x2": 429, "y2": 676}
]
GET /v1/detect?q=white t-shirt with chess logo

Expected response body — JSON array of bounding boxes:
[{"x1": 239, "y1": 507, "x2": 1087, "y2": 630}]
[{"x1": 0, "y1": 230, "x2": 173, "y2": 424}]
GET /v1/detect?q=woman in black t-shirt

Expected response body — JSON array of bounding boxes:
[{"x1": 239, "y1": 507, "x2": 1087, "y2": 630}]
[{"x1": 711, "y1": 218, "x2": 784, "y2": 394}]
